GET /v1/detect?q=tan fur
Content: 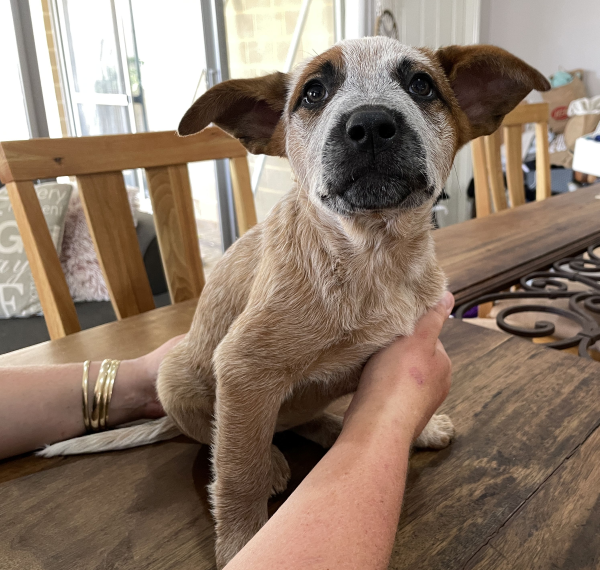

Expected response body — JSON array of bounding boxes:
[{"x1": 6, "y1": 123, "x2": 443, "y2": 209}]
[{"x1": 158, "y1": 188, "x2": 446, "y2": 567}]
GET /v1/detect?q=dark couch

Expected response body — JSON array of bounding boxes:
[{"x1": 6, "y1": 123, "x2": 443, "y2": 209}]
[{"x1": 0, "y1": 212, "x2": 171, "y2": 355}]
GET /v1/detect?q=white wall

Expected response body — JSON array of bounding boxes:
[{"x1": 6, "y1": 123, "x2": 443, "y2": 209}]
[{"x1": 480, "y1": 0, "x2": 600, "y2": 96}]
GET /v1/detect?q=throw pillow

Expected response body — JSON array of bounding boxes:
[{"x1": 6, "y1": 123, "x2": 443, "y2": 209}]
[
  {"x1": 0, "y1": 182, "x2": 73, "y2": 318},
  {"x1": 60, "y1": 186, "x2": 140, "y2": 302}
]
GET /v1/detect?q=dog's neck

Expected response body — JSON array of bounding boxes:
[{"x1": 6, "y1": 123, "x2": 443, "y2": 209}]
[
  {"x1": 292, "y1": 183, "x2": 435, "y2": 255},
  {"x1": 280, "y1": 184, "x2": 438, "y2": 296}
]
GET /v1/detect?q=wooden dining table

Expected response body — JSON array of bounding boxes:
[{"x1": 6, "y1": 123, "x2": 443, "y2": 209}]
[{"x1": 1, "y1": 185, "x2": 600, "y2": 569}]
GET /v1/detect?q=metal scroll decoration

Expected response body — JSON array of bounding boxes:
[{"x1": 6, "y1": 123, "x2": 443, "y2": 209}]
[{"x1": 455, "y1": 242, "x2": 600, "y2": 359}]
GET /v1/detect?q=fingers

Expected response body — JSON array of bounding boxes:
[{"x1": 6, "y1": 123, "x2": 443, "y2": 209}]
[{"x1": 412, "y1": 291, "x2": 454, "y2": 344}]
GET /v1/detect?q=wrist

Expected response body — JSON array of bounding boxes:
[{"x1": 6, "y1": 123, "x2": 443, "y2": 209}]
[
  {"x1": 103, "y1": 358, "x2": 163, "y2": 427},
  {"x1": 341, "y1": 391, "x2": 419, "y2": 446},
  {"x1": 344, "y1": 368, "x2": 433, "y2": 442}
]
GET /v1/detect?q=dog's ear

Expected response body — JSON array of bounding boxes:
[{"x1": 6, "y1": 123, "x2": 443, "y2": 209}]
[
  {"x1": 178, "y1": 72, "x2": 289, "y2": 156},
  {"x1": 435, "y1": 45, "x2": 551, "y2": 140}
]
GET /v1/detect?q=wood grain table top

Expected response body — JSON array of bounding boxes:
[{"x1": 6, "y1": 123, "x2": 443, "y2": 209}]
[
  {"x1": 435, "y1": 184, "x2": 600, "y2": 304},
  {"x1": 2, "y1": 318, "x2": 599, "y2": 570},
  {"x1": 2, "y1": 187, "x2": 600, "y2": 569}
]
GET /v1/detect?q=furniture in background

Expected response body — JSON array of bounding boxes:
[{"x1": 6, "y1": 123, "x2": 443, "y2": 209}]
[
  {"x1": 0, "y1": 128, "x2": 257, "y2": 341},
  {"x1": 471, "y1": 102, "x2": 551, "y2": 217},
  {"x1": 0, "y1": 211, "x2": 169, "y2": 355}
]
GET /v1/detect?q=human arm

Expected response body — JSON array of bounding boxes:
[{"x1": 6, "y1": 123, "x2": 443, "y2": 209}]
[
  {"x1": 0, "y1": 336, "x2": 183, "y2": 460},
  {"x1": 224, "y1": 291, "x2": 454, "y2": 570}
]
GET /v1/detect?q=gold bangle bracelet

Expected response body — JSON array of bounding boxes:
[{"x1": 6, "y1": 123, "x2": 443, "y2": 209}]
[
  {"x1": 85, "y1": 359, "x2": 122, "y2": 433},
  {"x1": 82, "y1": 361, "x2": 91, "y2": 433},
  {"x1": 102, "y1": 360, "x2": 120, "y2": 429},
  {"x1": 91, "y1": 359, "x2": 112, "y2": 432}
]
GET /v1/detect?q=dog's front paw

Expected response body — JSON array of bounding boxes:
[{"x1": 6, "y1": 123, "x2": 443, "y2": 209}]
[
  {"x1": 413, "y1": 414, "x2": 455, "y2": 449},
  {"x1": 270, "y1": 444, "x2": 291, "y2": 496}
]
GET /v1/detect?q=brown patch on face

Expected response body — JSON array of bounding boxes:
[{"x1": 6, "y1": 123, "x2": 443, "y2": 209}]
[
  {"x1": 411, "y1": 47, "x2": 472, "y2": 151},
  {"x1": 288, "y1": 45, "x2": 346, "y2": 121}
]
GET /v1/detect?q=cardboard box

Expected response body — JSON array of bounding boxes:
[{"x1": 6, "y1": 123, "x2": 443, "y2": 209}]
[
  {"x1": 572, "y1": 135, "x2": 600, "y2": 177},
  {"x1": 541, "y1": 70, "x2": 586, "y2": 134}
]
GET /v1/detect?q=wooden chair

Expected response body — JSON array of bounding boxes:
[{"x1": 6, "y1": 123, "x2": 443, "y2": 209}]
[
  {"x1": 471, "y1": 102, "x2": 551, "y2": 217},
  {"x1": 0, "y1": 128, "x2": 257, "y2": 340}
]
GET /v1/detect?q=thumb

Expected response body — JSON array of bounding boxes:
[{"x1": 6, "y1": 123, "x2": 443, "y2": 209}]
[{"x1": 412, "y1": 291, "x2": 454, "y2": 343}]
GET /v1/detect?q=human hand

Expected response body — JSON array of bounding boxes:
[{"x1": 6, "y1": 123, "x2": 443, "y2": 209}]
[
  {"x1": 344, "y1": 292, "x2": 454, "y2": 439},
  {"x1": 118, "y1": 335, "x2": 186, "y2": 422}
]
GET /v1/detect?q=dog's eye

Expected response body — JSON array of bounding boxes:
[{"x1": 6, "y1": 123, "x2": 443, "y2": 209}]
[
  {"x1": 409, "y1": 75, "x2": 434, "y2": 98},
  {"x1": 303, "y1": 81, "x2": 328, "y2": 105}
]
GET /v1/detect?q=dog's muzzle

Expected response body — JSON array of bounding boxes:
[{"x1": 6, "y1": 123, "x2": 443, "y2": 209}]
[{"x1": 321, "y1": 105, "x2": 432, "y2": 213}]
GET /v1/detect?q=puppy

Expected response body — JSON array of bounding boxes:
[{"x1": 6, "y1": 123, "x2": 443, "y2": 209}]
[{"x1": 42, "y1": 38, "x2": 549, "y2": 568}]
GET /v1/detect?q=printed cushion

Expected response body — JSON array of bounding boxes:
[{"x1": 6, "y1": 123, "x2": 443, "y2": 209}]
[
  {"x1": 0, "y1": 183, "x2": 73, "y2": 318},
  {"x1": 60, "y1": 186, "x2": 139, "y2": 302}
]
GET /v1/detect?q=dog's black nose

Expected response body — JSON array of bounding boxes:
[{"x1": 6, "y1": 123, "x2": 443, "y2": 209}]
[{"x1": 346, "y1": 107, "x2": 397, "y2": 154}]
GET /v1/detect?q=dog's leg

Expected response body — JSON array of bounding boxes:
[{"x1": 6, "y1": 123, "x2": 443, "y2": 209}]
[
  {"x1": 211, "y1": 333, "x2": 288, "y2": 569},
  {"x1": 157, "y1": 343, "x2": 214, "y2": 445},
  {"x1": 211, "y1": 384, "x2": 284, "y2": 568},
  {"x1": 413, "y1": 414, "x2": 455, "y2": 449},
  {"x1": 292, "y1": 412, "x2": 343, "y2": 449}
]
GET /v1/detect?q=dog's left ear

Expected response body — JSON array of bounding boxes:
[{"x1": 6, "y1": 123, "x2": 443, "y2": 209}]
[
  {"x1": 178, "y1": 72, "x2": 289, "y2": 156},
  {"x1": 435, "y1": 45, "x2": 551, "y2": 141}
]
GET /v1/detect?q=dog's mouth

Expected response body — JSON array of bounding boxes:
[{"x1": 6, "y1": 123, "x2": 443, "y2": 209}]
[
  {"x1": 320, "y1": 107, "x2": 434, "y2": 215},
  {"x1": 320, "y1": 169, "x2": 434, "y2": 214}
]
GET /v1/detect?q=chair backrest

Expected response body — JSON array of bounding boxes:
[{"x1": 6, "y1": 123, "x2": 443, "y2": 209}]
[
  {"x1": 471, "y1": 102, "x2": 551, "y2": 218},
  {"x1": 0, "y1": 128, "x2": 257, "y2": 340}
]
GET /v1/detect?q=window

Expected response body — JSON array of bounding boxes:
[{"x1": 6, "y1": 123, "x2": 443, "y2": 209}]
[{"x1": 6, "y1": 0, "x2": 343, "y2": 270}]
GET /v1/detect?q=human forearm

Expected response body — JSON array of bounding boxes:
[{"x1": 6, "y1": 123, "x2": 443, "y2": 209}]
[
  {"x1": 225, "y1": 402, "x2": 413, "y2": 570},
  {"x1": 225, "y1": 293, "x2": 454, "y2": 570},
  {"x1": 0, "y1": 358, "x2": 160, "y2": 459}
]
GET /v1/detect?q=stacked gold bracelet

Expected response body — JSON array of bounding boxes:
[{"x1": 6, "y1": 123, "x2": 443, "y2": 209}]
[{"x1": 81, "y1": 359, "x2": 121, "y2": 434}]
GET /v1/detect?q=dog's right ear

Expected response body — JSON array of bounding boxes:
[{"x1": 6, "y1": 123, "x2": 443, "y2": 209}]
[{"x1": 177, "y1": 72, "x2": 289, "y2": 156}]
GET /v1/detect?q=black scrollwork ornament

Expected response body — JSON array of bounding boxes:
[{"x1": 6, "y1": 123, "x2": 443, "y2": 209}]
[{"x1": 456, "y1": 242, "x2": 600, "y2": 359}]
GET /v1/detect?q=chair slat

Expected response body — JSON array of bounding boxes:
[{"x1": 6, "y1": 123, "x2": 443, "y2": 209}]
[
  {"x1": 230, "y1": 156, "x2": 258, "y2": 235},
  {"x1": 6, "y1": 181, "x2": 80, "y2": 339},
  {"x1": 504, "y1": 124, "x2": 525, "y2": 208},
  {"x1": 0, "y1": 128, "x2": 255, "y2": 339},
  {"x1": 146, "y1": 165, "x2": 205, "y2": 303},
  {"x1": 535, "y1": 121, "x2": 552, "y2": 201},
  {"x1": 76, "y1": 172, "x2": 155, "y2": 319},
  {"x1": 471, "y1": 137, "x2": 492, "y2": 218},
  {"x1": 502, "y1": 103, "x2": 549, "y2": 126},
  {"x1": 471, "y1": 103, "x2": 551, "y2": 218},
  {"x1": 0, "y1": 128, "x2": 246, "y2": 184},
  {"x1": 483, "y1": 129, "x2": 508, "y2": 212}
]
